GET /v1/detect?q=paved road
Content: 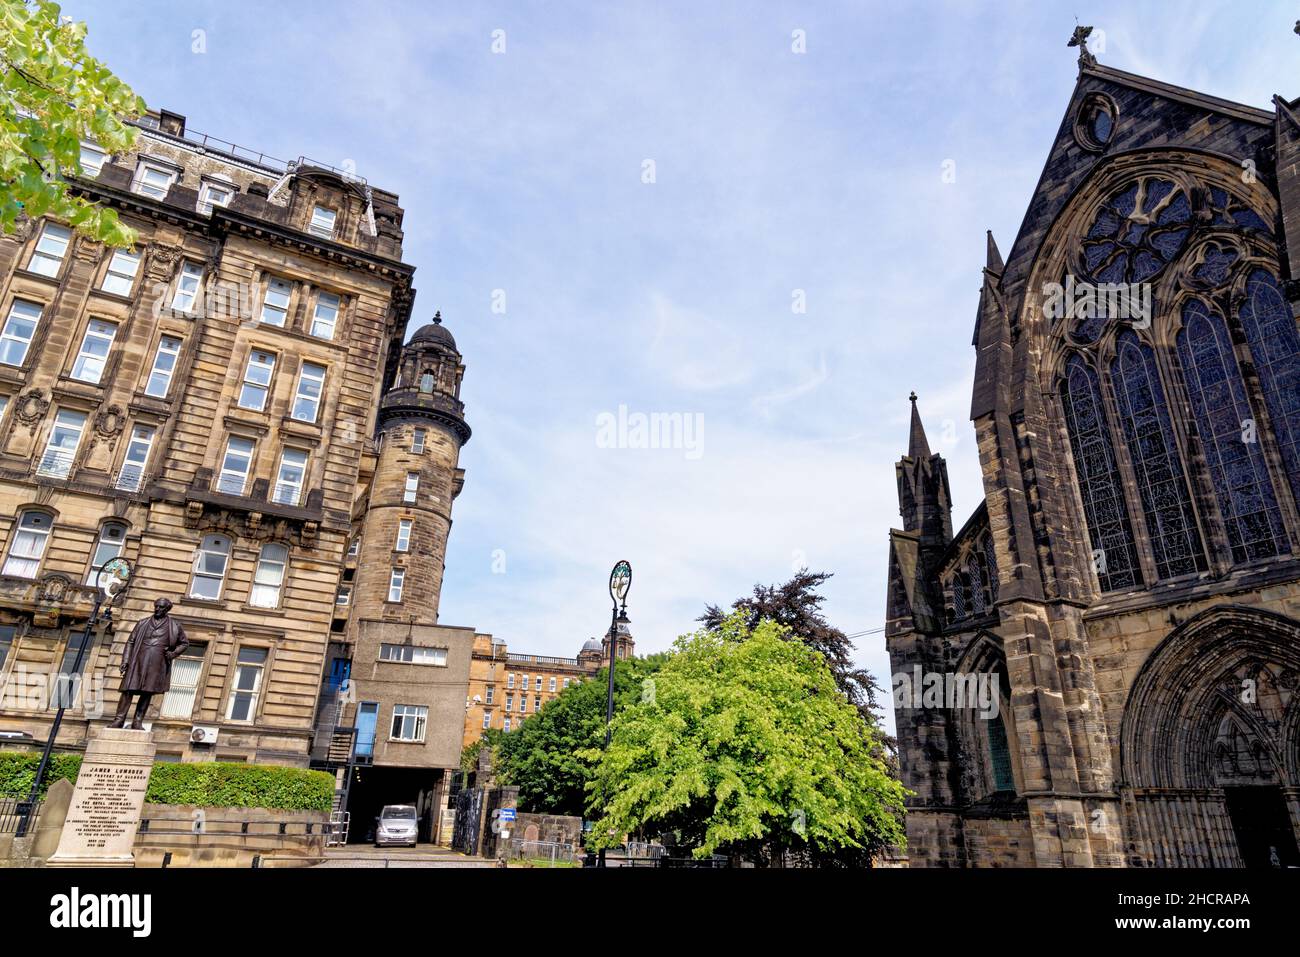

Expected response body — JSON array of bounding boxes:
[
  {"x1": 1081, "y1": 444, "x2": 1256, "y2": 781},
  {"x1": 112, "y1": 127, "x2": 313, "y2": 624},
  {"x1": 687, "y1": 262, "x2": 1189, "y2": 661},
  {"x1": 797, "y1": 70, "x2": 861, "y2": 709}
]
[{"x1": 312, "y1": 845, "x2": 501, "y2": 868}]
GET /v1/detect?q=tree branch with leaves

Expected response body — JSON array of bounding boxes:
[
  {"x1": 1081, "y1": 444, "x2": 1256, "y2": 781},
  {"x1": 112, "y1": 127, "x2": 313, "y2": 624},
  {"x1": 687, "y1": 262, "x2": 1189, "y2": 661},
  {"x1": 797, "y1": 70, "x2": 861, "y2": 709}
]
[{"x1": 1, "y1": 0, "x2": 145, "y2": 246}]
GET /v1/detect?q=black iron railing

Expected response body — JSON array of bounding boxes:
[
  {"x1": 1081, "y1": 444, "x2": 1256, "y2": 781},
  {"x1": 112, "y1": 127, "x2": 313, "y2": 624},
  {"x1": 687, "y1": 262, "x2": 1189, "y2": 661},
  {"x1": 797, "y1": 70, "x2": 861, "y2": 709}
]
[{"x1": 0, "y1": 797, "x2": 41, "y2": 835}]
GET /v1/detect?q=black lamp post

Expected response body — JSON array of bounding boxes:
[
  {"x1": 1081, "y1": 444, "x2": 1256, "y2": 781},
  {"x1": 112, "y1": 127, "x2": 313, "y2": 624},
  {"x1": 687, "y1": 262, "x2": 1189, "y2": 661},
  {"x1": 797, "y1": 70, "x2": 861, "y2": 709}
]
[
  {"x1": 591, "y1": 560, "x2": 631, "y2": 869},
  {"x1": 15, "y1": 557, "x2": 132, "y2": 838},
  {"x1": 604, "y1": 560, "x2": 631, "y2": 747}
]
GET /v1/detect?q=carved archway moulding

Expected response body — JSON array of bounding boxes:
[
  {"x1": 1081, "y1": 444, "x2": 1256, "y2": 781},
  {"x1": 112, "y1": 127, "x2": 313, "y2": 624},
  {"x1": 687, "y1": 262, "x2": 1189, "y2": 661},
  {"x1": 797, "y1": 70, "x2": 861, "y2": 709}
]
[{"x1": 1119, "y1": 604, "x2": 1300, "y2": 790}]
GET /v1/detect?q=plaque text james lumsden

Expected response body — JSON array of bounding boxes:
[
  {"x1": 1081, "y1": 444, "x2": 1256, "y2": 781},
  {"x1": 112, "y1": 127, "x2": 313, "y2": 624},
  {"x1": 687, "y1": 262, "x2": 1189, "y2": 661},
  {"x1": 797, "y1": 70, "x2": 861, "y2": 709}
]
[{"x1": 47, "y1": 727, "x2": 157, "y2": 867}]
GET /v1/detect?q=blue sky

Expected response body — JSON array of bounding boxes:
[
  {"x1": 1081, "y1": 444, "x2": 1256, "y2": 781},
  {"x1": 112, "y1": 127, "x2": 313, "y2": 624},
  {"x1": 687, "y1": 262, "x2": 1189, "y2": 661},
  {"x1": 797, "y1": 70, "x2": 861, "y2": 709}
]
[{"x1": 66, "y1": 0, "x2": 1300, "y2": 733}]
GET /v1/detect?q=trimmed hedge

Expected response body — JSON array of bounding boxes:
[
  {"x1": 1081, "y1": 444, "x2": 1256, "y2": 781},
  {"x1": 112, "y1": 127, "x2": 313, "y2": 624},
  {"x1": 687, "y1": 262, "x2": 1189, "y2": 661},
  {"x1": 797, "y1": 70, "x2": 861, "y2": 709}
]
[
  {"x1": 0, "y1": 752, "x2": 83, "y2": 798},
  {"x1": 0, "y1": 752, "x2": 333, "y2": 812},
  {"x1": 146, "y1": 762, "x2": 334, "y2": 812}
]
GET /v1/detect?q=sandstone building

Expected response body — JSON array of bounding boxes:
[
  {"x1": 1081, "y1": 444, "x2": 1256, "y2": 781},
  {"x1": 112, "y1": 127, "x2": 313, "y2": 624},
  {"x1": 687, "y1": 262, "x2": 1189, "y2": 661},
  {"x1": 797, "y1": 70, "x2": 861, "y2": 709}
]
[
  {"x1": 886, "y1": 36, "x2": 1300, "y2": 868},
  {"x1": 0, "y1": 107, "x2": 481, "y2": 838},
  {"x1": 461, "y1": 620, "x2": 636, "y2": 751}
]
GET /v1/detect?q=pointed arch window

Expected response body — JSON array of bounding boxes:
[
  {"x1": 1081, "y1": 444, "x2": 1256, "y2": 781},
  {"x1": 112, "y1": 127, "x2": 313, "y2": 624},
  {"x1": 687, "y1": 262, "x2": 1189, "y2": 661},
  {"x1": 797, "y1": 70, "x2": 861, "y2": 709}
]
[
  {"x1": 1061, "y1": 355, "x2": 1141, "y2": 591},
  {"x1": 987, "y1": 713, "x2": 1016, "y2": 792},
  {"x1": 1237, "y1": 270, "x2": 1300, "y2": 509},
  {"x1": 966, "y1": 560, "x2": 987, "y2": 615},
  {"x1": 982, "y1": 534, "x2": 999, "y2": 602},
  {"x1": 1111, "y1": 332, "x2": 1206, "y2": 579},
  {"x1": 1176, "y1": 299, "x2": 1284, "y2": 563}
]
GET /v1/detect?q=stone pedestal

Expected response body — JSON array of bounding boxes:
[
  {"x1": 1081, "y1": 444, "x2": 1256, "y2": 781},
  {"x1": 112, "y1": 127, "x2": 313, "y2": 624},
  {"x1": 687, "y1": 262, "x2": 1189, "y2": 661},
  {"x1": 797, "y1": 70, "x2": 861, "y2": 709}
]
[{"x1": 47, "y1": 727, "x2": 155, "y2": 868}]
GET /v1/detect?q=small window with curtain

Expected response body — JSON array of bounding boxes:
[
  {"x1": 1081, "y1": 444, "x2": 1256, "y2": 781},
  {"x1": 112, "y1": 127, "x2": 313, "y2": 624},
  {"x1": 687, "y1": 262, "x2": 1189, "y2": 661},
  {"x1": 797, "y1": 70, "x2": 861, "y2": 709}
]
[
  {"x1": 249, "y1": 543, "x2": 289, "y2": 608},
  {"x1": 4, "y1": 511, "x2": 52, "y2": 578},
  {"x1": 159, "y1": 642, "x2": 208, "y2": 719}
]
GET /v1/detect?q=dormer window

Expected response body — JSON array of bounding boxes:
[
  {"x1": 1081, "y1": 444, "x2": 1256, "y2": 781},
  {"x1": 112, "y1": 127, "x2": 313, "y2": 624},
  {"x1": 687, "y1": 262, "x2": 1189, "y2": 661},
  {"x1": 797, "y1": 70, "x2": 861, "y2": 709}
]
[
  {"x1": 198, "y1": 178, "x2": 234, "y2": 215},
  {"x1": 308, "y1": 205, "x2": 336, "y2": 239},
  {"x1": 79, "y1": 143, "x2": 107, "y2": 177},
  {"x1": 131, "y1": 160, "x2": 177, "y2": 200}
]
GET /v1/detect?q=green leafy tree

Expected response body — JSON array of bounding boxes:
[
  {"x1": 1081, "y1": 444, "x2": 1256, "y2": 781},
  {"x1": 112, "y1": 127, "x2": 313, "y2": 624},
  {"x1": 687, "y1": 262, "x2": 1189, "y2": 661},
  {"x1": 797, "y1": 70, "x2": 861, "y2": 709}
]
[
  {"x1": 701, "y1": 570, "x2": 887, "y2": 723},
  {"x1": 584, "y1": 615, "x2": 908, "y2": 866},
  {"x1": 1, "y1": 0, "x2": 144, "y2": 245},
  {"x1": 496, "y1": 653, "x2": 668, "y2": 816}
]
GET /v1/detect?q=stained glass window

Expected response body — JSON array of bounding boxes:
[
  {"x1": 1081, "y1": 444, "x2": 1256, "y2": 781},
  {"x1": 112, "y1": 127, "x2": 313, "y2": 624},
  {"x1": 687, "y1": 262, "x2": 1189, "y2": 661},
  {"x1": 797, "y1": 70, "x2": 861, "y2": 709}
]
[
  {"x1": 1074, "y1": 177, "x2": 1191, "y2": 342},
  {"x1": 1177, "y1": 299, "x2": 1285, "y2": 563},
  {"x1": 1237, "y1": 269, "x2": 1300, "y2": 510},
  {"x1": 1191, "y1": 242, "x2": 1238, "y2": 286},
  {"x1": 1207, "y1": 187, "x2": 1273, "y2": 235},
  {"x1": 1061, "y1": 355, "x2": 1141, "y2": 591},
  {"x1": 1111, "y1": 332, "x2": 1207, "y2": 579},
  {"x1": 987, "y1": 712, "x2": 1015, "y2": 792},
  {"x1": 966, "y1": 562, "x2": 986, "y2": 615},
  {"x1": 983, "y1": 534, "x2": 999, "y2": 602}
]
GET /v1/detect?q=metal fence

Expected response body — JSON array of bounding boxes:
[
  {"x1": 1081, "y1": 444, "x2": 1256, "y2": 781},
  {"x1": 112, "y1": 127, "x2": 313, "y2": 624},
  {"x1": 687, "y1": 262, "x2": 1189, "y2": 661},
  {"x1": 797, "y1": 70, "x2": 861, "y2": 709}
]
[
  {"x1": 506, "y1": 839, "x2": 577, "y2": 867},
  {"x1": 624, "y1": 841, "x2": 666, "y2": 859},
  {"x1": 0, "y1": 797, "x2": 41, "y2": 835}
]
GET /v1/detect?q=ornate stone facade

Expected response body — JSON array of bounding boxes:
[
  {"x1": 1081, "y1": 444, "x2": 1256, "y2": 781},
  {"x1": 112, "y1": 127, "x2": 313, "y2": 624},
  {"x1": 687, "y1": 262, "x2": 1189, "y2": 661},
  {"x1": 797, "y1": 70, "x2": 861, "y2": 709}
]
[
  {"x1": 0, "y1": 108, "x2": 413, "y2": 766},
  {"x1": 886, "y1": 51, "x2": 1300, "y2": 867}
]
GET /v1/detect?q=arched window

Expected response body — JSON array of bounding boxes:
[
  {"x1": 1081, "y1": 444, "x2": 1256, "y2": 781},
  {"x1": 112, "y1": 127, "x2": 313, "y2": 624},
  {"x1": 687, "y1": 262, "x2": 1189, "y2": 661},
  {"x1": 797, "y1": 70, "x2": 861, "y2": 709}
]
[
  {"x1": 3, "y1": 510, "x2": 52, "y2": 579},
  {"x1": 249, "y1": 543, "x2": 289, "y2": 608},
  {"x1": 1060, "y1": 355, "x2": 1141, "y2": 591},
  {"x1": 190, "y1": 534, "x2": 231, "y2": 600},
  {"x1": 966, "y1": 560, "x2": 986, "y2": 615},
  {"x1": 1238, "y1": 269, "x2": 1300, "y2": 508},
  {"x1": 950, "y1": 575, "x2": 966, "y2": 619},
  {"x1": 1111, "y1": 332, "x2": 1206, "y2": 579},
  {"x1": 987, "y1": 713, "x2": 1016, "y2": 792},
  {"x1": 958, "y1": 572, "x2": 974, "y2": 616},
  {"x1": 982, "y1": 533, "x2": 999, "y2": 602},
  {"x1": 1177, "y1": 299, "x2": 1284, "y2": 563},
  {"x1": 85, "y1": 521, "x2": 128, "y2": 586}
]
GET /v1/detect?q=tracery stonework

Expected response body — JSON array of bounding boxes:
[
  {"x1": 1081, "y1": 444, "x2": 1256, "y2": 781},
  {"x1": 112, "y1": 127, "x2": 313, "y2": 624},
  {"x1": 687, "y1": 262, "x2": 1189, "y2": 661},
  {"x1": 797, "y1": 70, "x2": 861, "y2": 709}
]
[{"x1": 886, "y1": 56, "x2": 1300, "y2": 867}]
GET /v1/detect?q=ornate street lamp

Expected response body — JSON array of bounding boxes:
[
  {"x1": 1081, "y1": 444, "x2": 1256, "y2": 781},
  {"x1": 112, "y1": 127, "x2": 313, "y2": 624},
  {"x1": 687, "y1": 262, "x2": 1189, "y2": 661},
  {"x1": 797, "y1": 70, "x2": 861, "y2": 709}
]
[
  {"x1": 16, "y1": 557, "x2": 133, "y2": 837},
  {"x1": 592, "y1": 560, "x2": 632, "y2": 869},
  {"x1": 604, "y1": 560, "x2": 631, "y2": 747}
]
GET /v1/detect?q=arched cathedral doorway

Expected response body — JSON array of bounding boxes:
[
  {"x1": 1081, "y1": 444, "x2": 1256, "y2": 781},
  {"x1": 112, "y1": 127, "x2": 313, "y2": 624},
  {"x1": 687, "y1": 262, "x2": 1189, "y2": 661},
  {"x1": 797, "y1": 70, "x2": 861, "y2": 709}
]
[{"x1": 1120, "y1": 606, "x2": 1300, "y2": 867}]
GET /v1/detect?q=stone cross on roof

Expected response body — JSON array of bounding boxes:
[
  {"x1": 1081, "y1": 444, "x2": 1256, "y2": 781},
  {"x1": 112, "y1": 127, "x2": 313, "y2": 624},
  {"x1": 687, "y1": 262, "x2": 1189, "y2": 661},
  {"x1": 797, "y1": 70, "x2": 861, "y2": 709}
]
[{"x1": 1068, "y1": 24, "x2": 1097, "y2": 71}]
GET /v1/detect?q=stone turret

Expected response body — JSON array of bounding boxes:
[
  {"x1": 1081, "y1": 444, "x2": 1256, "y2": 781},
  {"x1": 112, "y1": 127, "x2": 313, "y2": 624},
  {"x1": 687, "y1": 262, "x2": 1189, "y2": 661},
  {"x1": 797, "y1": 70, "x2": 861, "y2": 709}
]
[{"x1": 350, "y1": 313, "x2": 471, "y2": 625}]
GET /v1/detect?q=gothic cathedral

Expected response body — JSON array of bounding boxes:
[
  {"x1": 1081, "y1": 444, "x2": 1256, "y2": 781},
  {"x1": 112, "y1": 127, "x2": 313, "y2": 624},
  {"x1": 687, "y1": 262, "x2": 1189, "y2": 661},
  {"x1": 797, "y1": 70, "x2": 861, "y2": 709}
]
[{"x1": 886, "y1": 38, "x2": 1300, "y2": 867}]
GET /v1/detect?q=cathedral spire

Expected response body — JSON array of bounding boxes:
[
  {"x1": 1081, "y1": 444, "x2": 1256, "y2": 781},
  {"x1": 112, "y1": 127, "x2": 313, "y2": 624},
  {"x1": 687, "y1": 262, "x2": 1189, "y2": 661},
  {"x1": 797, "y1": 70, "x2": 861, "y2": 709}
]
[
  {"x1": 908, "y1": 392, "x2": 931, "y2": 459},
  {"x1": 895, "y1": 394, "x2": 952, "y2": 543},
  {"x1": 985, "y1": 229, "x2": 1004, "y2": 273}
]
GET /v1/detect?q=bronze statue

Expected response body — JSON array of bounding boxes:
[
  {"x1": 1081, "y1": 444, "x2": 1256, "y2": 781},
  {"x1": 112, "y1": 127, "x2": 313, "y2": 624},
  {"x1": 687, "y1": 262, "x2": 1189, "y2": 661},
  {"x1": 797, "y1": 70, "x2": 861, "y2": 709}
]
[{"x1": 108, "y1": 597, "x2": 189, "y2": 730}]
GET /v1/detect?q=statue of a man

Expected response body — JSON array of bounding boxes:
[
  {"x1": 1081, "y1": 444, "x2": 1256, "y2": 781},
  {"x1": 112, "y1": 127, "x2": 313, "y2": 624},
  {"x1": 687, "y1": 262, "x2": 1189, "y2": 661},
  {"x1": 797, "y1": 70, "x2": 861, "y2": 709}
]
[{"x1": 108, "y1": 597, "x2": 189, "y2": 730}]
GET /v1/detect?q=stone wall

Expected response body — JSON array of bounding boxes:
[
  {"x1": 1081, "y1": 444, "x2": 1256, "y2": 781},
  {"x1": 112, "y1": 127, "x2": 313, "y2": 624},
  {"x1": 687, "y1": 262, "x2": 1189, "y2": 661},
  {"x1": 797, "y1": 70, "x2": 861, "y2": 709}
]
[
  {"x1": 133, "y1": 804, "x2": 329, "y2": 868},
  {"x1": 512, "y1": 811, "x2": 582, "y2": 847}
]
